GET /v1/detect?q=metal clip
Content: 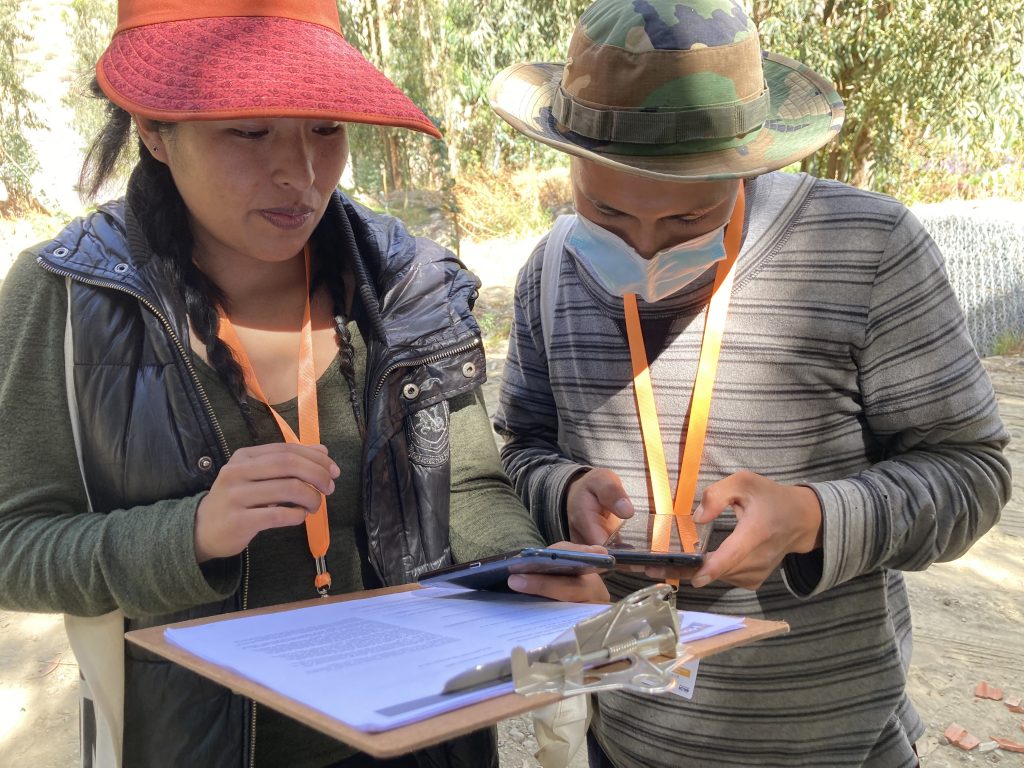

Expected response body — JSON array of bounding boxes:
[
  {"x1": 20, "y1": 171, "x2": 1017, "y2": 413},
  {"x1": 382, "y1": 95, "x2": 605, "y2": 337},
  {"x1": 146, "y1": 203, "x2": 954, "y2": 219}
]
[
  {"x1": 314, "y1": 556, "x2": 331, "y2": 597},
  {"x1": 511, "y1": 583, "x2": 682, "y2": 697}
]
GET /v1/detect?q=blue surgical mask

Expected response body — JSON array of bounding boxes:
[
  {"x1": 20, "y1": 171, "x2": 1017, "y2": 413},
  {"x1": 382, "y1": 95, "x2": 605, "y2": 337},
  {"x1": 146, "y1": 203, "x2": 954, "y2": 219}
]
[{"x1": 567, "y1": 214, "x2": 727, "y2": 303}]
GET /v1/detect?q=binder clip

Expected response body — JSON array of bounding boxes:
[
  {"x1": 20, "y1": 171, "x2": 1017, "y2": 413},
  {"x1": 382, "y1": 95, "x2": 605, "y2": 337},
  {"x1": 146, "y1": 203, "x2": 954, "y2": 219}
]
[{"x1": 511, "y1": 583, "x2": 683, "y2": 697}]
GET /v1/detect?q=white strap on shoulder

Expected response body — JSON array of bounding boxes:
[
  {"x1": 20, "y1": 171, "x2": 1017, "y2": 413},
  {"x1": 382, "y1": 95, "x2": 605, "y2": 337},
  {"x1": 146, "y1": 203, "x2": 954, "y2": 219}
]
[
  {"x1": 539, "y1": 214, "x2": 576, "y2": 357},
  {"x1": 63, "y1": 277, "x2": 125, "y2": 768}
]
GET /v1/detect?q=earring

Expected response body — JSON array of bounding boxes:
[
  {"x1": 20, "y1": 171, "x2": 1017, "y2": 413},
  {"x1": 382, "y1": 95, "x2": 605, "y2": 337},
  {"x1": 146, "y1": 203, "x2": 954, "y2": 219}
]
[{"x1": 152, "y1": 146, "x2": 158, "y2": 152}]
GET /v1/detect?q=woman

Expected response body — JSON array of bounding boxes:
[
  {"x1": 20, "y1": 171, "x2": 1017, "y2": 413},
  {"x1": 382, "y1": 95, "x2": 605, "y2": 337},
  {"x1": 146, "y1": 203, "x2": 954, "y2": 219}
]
[{"x1": 0, "y1": 2, "x2": 608, "y2": 767}]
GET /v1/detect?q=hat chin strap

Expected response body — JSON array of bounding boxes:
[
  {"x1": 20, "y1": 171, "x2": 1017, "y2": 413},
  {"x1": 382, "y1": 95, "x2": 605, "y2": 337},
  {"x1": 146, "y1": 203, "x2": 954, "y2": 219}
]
[{"x1": 551, "y1": 82, "x2": 769, "y2": 144}]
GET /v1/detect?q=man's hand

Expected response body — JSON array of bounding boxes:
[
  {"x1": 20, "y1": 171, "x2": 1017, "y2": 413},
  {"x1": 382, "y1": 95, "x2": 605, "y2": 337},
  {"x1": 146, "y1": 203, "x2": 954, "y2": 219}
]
[
  {"x1": 689, "y1": 470, "x2": 822, "y2": 590},
  {"x1": 565, "y1": 468, "x2": 635, "y2": 545}
]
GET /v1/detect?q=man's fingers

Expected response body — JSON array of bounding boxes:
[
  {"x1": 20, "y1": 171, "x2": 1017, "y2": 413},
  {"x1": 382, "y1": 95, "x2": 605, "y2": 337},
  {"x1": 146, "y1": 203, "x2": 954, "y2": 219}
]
[
  {"x1": 643, "y1": 564, "x2": 700, "y2": 581},
  {"x1": 693, "y1": 477, "x2": 743, "y2": 525},
  {"x1": 583, "y1": 469, "x2": 635, "y2": 520},
  {"x1": 572, "y1": 512, "x2": 620, "y2": 546},
  {"x1": 594, "y1": 488, "x2": 634, "y2": 520},
  {"x1": 691, "y1": 527, "x2": 760, "y2": 588}
]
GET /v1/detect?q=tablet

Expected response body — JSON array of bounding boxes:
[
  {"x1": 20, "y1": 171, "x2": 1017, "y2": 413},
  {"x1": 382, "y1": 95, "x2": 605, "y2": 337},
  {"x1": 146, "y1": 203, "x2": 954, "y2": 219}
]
[{"x1": 417, "y1": 547, "x2": 615, "y2": 591}]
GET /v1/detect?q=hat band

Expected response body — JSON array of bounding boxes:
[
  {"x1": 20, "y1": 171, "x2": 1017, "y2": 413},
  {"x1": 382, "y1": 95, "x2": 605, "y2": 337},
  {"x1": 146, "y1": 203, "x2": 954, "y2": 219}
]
[{"x1": 551, "y1": 83, "x2": 769, "y2": 144}]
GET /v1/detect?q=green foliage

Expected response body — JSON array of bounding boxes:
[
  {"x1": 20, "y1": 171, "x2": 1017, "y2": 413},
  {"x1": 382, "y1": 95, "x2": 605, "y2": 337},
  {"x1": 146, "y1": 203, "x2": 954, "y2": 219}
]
[
  {"x1": 440, "y1": 0, "x2": 588, "y2": 175},
  {"x1": 49, "y1": 0, "x2": 1024, "y2": 231},
  {"x1": 454, "y1": 166, "x2": 570, "y2": 241},
  {"x1": 474, "y1": 303, "x2": 514, "y2": 355},
  {"x1": 64, "y1": 0, "x2": 118, "y2": 192},
  {"x1": 991, "y1": 331, "x2": 1024, "y2": 357},
  {"x1": 336, "y1": 0, "x2": 588, "y2": 199},
  {"x1": 64, "y1": 1, "x2": 116, "y2": 145},
  {"x1": 0, "y1": 0, "x2": 45, "y2": 214},
  {"x1": 753, "y1": 0, "x2": 1024, "y2": 201}
]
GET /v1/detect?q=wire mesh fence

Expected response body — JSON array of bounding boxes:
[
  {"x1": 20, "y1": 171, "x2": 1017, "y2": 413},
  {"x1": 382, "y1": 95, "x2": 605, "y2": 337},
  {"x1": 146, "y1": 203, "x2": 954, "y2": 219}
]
[{"x1": 914, "y1": 202, "x2": 1024, "y2": 356}]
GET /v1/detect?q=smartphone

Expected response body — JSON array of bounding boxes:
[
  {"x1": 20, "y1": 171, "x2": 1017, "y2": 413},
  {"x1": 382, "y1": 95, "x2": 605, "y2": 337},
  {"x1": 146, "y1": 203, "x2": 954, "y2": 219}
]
[
  {"x1": 608, "y1": 550, "x2": 705, "y2": 569},
  {"x1": 417, "y1": 547, "x2": 615, "y2": 591}
]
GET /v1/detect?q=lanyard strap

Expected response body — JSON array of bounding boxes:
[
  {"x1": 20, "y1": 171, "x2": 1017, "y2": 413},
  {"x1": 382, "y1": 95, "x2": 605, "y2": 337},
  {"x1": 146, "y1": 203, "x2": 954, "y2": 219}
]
[
  {"x1": 624, "y1": 183, "x2": 745, "y2": 553},
  {"x1": 216, "y1": 244, "x2": 332, "y2": 595}
]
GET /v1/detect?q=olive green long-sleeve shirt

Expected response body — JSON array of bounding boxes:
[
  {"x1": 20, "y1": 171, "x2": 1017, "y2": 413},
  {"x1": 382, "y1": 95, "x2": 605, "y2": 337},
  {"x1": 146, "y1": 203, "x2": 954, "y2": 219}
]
[
  {"x1": 0, "y1": 247, "x2": 544, "y2": 767},
  {"x1": 0, "y1": 247, "x2": 542, "y2": 617}
]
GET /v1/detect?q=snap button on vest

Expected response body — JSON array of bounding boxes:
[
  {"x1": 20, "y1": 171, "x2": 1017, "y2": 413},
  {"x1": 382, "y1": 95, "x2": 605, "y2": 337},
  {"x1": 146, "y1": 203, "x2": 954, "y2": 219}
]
[
  {"x1": 114, "y1": 263, "x2": 130, "y2": 274},
  {"x1": 53, "y1": 247, "x2": 69, "y2": 258},
  {"x1": 197, "y1": 456, "x2": 214, "y2": 471},
  {"x1": 402, "y1": 383, "x2": 420, "y2": 400},
  {"x1": 462, "y1": 362, "x2": 476, "y2": 378}
]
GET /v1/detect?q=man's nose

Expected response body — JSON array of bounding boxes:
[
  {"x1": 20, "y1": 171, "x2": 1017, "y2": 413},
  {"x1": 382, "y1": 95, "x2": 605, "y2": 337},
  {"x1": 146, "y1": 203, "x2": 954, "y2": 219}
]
[{"x1": 629, "y1": 224, "x2": 669, "y2": 260}]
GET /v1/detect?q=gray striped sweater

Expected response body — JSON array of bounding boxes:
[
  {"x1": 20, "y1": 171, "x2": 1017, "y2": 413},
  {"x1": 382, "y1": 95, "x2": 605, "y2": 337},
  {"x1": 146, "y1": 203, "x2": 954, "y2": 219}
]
[{"x1": 493, "y1": 171, "x2": 1011, "y2": 767}]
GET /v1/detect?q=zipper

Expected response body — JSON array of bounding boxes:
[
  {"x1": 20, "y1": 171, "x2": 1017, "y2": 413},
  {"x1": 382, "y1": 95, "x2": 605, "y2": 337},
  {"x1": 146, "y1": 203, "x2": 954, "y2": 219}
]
[
  {"x1": 373, "y1": 337, "x2": 482, "y2": 399},
  {"x1": 244, "y1": 544, "x2": 256, "y2": 768},
  {"x1": 40, "y1": 261, "x2": 231, "y2": 460},
  {"x1": 39, "y1": 259, "x2": 259, "y2": 763}
]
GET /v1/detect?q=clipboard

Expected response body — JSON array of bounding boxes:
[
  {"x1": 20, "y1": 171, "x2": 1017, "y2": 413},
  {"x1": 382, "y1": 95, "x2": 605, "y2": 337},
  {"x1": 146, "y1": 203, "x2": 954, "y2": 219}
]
[{"x1": 125, "y1": 584, "x2": 788, "y2": 758}]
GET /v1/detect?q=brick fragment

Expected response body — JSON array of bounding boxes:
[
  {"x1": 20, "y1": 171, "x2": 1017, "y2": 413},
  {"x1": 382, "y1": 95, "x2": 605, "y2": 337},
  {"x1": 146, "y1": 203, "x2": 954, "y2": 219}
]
[
  {"x1": 975, "y1": 680, "x2": 1004, "y2": 701},
  {"x1": 1005, "y1": 695, "x2": 1024, "y2": 713},
  {"x1": 944, "y1": 723, "x2": 981, "y2": 751},
  {"x1": 991, "y1": 737, "x2": 1024, "y2": 753}
]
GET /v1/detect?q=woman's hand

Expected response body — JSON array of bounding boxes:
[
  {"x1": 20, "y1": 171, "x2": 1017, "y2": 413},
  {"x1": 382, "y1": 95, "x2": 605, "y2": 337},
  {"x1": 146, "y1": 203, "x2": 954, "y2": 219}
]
[
  {"x1": 565, "y1": 468, "x2": 635, "y2": 545},
  {"x1": 194, "y1": 443, "x2": 340, "y2": 562},
  {"x1": 507, "y1": 542, "x2": 611, "y2": 604},
  {"x1": 689, "y1": 470, "x2": 822, "y2": 590}
]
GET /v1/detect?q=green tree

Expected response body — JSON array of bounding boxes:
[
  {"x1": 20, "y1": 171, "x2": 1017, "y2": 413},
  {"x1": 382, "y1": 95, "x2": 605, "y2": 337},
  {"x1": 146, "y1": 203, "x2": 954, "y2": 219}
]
[
  {"x1": 753, "y1": 0, "x2": 1024, "y2": 199},
  {"x1": 335, "y1": 0, "x2": 589, "y2": 197},
  {"x1": 64, "y1": 0, "x2": 117, "y2": 164},
  {"x1": 441, "y1": 0, "x2": 589, "y2": 175},
  {"x1": 1, "y1": 0, "x2": 45, "y2": 214}
]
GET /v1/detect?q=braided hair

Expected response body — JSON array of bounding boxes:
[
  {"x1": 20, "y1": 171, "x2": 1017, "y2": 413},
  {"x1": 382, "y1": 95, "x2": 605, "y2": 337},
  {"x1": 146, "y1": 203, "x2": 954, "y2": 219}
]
[{"x1": 79, "y1": 78, "x2": 364, "y2": 438}]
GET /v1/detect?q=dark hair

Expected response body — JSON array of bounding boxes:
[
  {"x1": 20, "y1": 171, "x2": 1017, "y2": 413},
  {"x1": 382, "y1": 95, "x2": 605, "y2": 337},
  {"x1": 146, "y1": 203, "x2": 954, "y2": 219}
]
[{"x1": 80, "y1": 78, "x2": 364, "y2": 438}]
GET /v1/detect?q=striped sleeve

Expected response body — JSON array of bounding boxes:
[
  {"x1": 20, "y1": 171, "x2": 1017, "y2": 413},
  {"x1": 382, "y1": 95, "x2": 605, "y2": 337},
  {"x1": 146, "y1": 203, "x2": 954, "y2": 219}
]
[
  {"x1": 494, "y1": 239, "x2": 590, "y2": 543},
  {"x1": 799, "y1": 206, "x2": 1011, "y2": 596}
]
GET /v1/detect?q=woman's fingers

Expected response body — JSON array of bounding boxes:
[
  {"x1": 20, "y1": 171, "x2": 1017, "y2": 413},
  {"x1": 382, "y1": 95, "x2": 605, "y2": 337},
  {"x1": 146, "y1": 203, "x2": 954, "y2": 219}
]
[
  {"x1": 242, "y1": 504, "x2": 311, "y2": 533},
  {"x1": 226, "y1": 477, "x2": 326, "y2": 513},
  {"x1": 508, "y1": 572, "x2": 610, "y2": 604},
  {"x1": 194, "y1": 442, "x2": 340, "y2": 562},
  {"x1": 227, "y1": 444, "x2": 339, "y2": 494},
  {"x1": 505, "y1": 542, "x2": 611, "y2": 603}
]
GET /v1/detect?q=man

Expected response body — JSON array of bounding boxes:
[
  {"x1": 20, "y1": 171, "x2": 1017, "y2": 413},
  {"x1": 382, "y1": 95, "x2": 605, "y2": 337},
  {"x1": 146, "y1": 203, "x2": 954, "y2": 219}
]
[{"x1": 489, "y1": 1, "x2": 1011, "y2": 765}]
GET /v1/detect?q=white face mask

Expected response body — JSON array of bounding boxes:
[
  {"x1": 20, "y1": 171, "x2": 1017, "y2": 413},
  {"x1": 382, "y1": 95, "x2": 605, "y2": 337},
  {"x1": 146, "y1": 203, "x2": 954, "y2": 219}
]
[{"x1": 567, "y1": 214, "x2": 728, "y2": 303}]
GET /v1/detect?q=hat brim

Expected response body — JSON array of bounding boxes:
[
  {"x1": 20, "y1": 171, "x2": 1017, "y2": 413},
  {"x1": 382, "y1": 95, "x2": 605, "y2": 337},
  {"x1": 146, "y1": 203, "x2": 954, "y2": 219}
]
[
  {"x1": 98, "y1": 16, "x2": 441, "y2": 139},
  {"x1": 489, "y1": 53, "x2": 844, "y2": 181}
]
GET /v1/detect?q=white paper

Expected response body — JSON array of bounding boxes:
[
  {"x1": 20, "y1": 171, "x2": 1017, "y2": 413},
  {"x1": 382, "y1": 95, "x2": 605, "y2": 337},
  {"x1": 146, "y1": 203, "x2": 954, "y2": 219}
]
[
  {"x1": 678, "y1": 610, "x2": 745, "y2": 640},
  {"x1": 163, "y1": 589, "x2": 746, "y2": 732}
]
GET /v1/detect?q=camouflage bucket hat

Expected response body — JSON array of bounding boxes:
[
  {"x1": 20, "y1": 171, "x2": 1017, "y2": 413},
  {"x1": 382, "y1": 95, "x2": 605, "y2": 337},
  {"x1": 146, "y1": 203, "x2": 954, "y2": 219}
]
[{"x1": 489, "y1": 0, "x2": 844, "y2": 181}]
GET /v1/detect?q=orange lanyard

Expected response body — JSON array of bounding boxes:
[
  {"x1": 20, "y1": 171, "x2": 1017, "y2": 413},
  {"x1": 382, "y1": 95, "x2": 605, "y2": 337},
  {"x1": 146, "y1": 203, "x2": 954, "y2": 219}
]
[
  {"x1": 624, "y1": 183, "x2": 745, "y2": 553},
  {"x1": 216, "y1": 244, "x2": 332, "y2": 595}
]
